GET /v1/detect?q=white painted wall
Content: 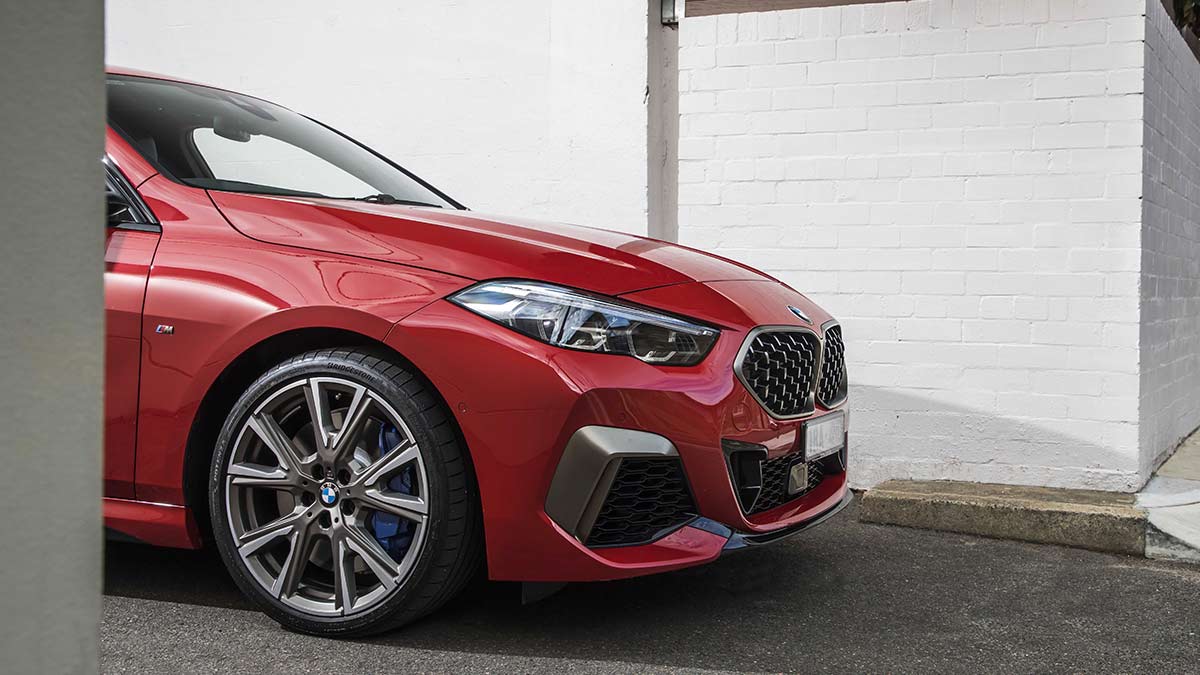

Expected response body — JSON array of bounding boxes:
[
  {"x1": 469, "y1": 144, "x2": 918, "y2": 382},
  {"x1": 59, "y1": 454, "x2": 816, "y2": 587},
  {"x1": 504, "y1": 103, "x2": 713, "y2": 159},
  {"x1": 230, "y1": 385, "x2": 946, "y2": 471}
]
[
  {"x1": 108, "y1": 0, "x2": 1200, "y2": 493},
  {"x1": 678, "y1": 0, "x2": 1151, "y2": 491},
  {"x1": 106, "y1": 0, "x2": 656, "y2": 234},
  {"x1": 1141, "y1": 0, "x2": 1200, "y2": 475}
]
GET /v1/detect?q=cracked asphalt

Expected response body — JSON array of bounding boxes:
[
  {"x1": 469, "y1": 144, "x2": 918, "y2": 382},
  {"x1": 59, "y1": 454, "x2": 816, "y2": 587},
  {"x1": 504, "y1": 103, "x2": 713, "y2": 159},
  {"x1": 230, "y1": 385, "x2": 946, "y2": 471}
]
[{"x1": 102, "y1": 500, "x2": 1200, "y2": 673}]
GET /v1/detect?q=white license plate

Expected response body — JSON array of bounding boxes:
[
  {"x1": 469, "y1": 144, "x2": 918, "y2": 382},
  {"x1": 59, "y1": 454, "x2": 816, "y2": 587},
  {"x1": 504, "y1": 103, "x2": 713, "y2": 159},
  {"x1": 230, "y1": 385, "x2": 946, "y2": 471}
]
[{"x1": 805, "y1": 412, "x2": 845, "y2": 462}]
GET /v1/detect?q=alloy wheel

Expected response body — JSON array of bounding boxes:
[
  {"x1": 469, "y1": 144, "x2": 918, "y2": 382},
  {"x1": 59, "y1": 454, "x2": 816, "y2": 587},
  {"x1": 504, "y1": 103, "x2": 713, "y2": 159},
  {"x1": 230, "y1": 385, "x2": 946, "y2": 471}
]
[{"x1": 223, "y1": 376, "x2": 429, "y2": 617}]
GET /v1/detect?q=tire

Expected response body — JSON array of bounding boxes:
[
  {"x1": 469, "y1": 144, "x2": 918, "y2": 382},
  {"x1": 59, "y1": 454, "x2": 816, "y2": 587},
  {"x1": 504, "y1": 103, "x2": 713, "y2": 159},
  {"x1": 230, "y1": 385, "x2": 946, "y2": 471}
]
[{"x1": 208, "y1": 348, "x2": 482, "y2": 637}]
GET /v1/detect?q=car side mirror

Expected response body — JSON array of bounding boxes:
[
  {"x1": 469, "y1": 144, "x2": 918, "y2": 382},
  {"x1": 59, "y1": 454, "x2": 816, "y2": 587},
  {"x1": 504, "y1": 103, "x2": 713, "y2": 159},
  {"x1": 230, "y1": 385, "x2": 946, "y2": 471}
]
[{"x1": 107, "y1": 187, "x2": 135, "y2": 227}]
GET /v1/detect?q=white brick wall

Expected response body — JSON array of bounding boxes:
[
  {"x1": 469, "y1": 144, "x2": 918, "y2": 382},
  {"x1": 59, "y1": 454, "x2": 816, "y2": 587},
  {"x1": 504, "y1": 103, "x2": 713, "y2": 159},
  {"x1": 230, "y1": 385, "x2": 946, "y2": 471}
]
[
  {"x1": 106, "y1": 0, "x2": 656, "y2": 234},
  {"x1": 679, "y1": 0, "x2": 1151, "y2": 490},
  {"x1": 1140, "y1": 0, "x2": 1200, "y2": 473}
]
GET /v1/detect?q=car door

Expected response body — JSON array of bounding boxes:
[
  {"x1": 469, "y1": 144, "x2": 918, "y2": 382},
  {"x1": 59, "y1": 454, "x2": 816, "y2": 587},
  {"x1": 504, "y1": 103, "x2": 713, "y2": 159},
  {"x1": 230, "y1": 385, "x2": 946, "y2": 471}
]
[{"x1": 104, "y1": 161, "x2": 161, "y2": 498}]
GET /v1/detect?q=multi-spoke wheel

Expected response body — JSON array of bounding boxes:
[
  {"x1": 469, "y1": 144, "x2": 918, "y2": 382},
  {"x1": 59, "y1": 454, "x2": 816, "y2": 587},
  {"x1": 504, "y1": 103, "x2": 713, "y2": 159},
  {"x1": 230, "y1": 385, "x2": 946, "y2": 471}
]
[{"x1": 210, "y1": 349, "x2": 482, "y2": 636}]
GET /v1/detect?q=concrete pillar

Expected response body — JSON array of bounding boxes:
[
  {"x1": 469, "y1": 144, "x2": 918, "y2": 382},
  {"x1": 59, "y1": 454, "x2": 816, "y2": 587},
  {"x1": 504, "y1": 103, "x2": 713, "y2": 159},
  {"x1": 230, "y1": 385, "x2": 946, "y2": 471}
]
[
  {"x1": 648, "y1": 1, "x2": 681, "y2": 242},
  {"x1": 0, "y1": 0, "x2": 105, "y2": 672}
]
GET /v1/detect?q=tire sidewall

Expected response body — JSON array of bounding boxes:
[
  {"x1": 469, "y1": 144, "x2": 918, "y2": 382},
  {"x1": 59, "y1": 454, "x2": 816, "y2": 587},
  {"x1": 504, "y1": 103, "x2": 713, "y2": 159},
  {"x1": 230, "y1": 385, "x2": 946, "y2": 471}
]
[{"x1": 208, "y1": 352, "x2": 454, "y2": 636}]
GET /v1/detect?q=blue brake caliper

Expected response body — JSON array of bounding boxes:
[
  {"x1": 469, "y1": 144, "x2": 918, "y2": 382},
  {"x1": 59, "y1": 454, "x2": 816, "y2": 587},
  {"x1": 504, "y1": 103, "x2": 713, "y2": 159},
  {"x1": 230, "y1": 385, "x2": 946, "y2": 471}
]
[{"x1": 369, "y1": 422, "x2": 415, "y2": 561}]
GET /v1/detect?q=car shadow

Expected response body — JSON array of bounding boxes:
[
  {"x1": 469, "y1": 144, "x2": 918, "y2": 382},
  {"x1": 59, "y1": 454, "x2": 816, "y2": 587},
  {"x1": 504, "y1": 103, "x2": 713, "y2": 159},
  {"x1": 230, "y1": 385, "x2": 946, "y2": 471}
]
[
  {"x1": 104, "y1": 541, "x2": 251, "y2": 611},
  {"x1": 104, "y1": 506, "x2": 863, "y2": 672}
]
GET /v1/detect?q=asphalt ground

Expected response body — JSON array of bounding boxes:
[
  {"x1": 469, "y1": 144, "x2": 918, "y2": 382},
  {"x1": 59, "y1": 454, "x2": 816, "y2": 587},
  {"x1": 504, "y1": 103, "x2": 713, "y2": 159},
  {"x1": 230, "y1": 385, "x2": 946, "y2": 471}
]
[{"x1": 102, "y1": 500, "x2": 1200, "y2": 673}]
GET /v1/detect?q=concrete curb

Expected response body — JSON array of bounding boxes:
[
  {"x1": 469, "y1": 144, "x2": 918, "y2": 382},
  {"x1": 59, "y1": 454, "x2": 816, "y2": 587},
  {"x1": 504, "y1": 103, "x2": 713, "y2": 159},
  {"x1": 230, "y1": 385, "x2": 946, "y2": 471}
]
[{"x1": 859, "y1": 480, "x2": 1147, "y2": 556}]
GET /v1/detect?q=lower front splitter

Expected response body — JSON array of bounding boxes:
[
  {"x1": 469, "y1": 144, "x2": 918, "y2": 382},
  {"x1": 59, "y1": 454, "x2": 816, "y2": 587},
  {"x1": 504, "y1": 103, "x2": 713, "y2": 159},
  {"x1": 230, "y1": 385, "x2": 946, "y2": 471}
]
[{"x1": 684, "y1": 490, "x2": 854, "y2": 552}]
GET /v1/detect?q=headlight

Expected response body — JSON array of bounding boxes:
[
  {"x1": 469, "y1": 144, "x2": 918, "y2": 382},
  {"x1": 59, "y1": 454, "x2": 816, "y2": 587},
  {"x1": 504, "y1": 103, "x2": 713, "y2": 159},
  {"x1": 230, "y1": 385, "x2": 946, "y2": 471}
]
[{"x1": 449, "y1": 281, "x2": 719, "y2": 366}]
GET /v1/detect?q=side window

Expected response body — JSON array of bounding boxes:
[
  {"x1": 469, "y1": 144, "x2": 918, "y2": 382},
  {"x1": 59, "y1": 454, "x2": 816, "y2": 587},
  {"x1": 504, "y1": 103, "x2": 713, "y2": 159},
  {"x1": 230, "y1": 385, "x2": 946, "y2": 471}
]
[
  {"x1": 192, "y1": 128, "x2": 375, "y2": 198},
  {"x1": 104, "y1": 174, "x2": 130, "y2": 224},
  {"x1": 104, "y1": 160, "x2": 155, "y2": 228}
]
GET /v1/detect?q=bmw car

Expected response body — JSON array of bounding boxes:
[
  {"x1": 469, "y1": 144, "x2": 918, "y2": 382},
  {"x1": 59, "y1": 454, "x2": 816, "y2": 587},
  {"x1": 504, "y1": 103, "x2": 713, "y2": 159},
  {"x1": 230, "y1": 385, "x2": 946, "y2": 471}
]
[{"x1": 103, "y1": 68, "x2": 851, "y2": 636}]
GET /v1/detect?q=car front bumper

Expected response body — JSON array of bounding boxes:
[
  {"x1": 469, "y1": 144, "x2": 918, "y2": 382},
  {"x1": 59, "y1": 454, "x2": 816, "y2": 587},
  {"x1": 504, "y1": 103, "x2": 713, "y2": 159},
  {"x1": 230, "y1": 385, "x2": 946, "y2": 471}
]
[{"x1": 386, "y1": 279, "x2": 849, "y2": 582}]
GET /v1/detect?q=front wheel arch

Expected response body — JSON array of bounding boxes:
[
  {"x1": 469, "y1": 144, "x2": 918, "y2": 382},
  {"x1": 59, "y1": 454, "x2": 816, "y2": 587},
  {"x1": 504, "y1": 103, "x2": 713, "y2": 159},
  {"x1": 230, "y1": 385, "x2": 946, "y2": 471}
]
[{"x1": 182, "y1": 328, "x2": 478, "y2": 552}]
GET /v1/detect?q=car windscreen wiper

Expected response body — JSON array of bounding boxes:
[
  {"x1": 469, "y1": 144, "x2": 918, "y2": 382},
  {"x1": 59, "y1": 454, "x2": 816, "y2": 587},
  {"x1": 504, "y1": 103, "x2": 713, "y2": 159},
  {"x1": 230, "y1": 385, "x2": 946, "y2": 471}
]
[
  {"x1": 343, "y1": 193, "x2": 444, "y2": 208},
  {"x1": 184, "y1": 178, "x2": 330, "y2": 199}
]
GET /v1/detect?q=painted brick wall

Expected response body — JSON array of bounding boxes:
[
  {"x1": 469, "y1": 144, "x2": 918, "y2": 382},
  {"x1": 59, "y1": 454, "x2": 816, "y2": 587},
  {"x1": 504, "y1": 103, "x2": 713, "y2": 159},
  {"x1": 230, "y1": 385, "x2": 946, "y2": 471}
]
[
  {"x1": 1140, "y1": 0, "x2": 1200, "y2": 474},
  {"x1": 678, "y1": 0, "x2": 1150, "y2": 490},
  {"x1": 106, "y1": 0, "x2": 655, "y2": 234}
]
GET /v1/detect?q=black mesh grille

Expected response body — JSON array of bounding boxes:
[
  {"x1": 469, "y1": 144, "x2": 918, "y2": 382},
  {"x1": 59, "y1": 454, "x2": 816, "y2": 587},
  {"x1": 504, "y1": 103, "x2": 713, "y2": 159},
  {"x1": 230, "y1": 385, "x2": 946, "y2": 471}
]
[
  {"x1": 750, "y1": 451, "x2": 824, "y2": 515},
  {"x1": 817, "y1": 324, "x2": 847, "y2": 407},
  {"x1": 739, "y1": 330, "x2": 820, "y2": 417},
  {"x1": 586, "y1": 458, "x2": 696, "y2": 548}
]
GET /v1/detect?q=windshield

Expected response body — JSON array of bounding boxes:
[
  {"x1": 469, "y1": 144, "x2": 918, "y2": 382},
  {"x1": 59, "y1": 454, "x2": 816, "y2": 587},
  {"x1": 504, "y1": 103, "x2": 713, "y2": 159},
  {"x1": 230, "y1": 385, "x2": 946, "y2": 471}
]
[{"x1": 106, "y1": 75, "x2": 456, "y2": 207}]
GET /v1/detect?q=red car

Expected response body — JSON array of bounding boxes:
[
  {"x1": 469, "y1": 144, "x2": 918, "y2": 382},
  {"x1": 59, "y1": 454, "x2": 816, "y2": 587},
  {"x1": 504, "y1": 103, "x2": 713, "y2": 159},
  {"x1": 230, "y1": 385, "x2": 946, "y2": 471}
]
[{"x1": 103, "y1": 68, "x2": 850, "y2": 636}]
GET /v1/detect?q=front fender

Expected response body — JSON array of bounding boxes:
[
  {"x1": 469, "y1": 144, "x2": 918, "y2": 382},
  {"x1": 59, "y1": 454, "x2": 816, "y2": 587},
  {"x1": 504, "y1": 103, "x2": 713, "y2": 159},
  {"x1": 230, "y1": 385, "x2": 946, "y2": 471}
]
[{"x1": 131, "y1": 175, "x2": 471, "y2": 503}]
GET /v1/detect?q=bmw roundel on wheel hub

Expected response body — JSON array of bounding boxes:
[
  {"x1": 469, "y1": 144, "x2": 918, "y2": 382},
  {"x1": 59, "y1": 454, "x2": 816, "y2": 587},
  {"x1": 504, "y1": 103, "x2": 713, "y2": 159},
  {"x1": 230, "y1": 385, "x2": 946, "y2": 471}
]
[{"x1": 318, "y1": 482, "x2": 339, "y2": 507}]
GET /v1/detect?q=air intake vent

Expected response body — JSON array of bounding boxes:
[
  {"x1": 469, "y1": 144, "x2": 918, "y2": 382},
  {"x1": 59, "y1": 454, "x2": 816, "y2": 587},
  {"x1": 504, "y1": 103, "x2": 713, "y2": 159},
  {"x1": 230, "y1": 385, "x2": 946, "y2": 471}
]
[
  {"x1": 817, "y1": 324, "x2": 847, "y2": 408},
  {"x1": 585, "y1": 458, "x2": 696, "y2": 548},
  {"x1": 736, "y1": 329, "x2": 820, "y2": 418}
]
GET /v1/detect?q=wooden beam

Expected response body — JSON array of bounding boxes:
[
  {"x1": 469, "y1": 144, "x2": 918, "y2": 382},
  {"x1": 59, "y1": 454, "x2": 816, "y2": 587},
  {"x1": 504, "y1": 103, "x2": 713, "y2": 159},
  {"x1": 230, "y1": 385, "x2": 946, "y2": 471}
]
[
  {"x1": 688, "y1": 0, "x2": 1198, "y2": 64},
  {"x1": 686, "y1": 0, "x2": 894, "y2": 17},
  {"x1": 1161, "y1": 0, "x2": 1200, "y2": 63}
]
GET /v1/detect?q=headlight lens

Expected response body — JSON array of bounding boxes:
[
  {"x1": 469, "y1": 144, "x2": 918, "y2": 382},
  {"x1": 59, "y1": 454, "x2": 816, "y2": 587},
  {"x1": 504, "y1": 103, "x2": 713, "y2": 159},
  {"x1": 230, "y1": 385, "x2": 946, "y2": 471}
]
[{"x1": 449, "y1": 281, "x2": 719, "y2": 366}]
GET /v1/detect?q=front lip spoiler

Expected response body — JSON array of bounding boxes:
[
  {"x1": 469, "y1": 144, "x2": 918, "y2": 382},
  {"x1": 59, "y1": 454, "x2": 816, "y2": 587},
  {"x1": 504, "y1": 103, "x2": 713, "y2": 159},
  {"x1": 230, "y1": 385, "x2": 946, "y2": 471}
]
[
  {"x1": 686, "y1": 490, "x2": 853, "y2": 552},
  {"x1": 521, "y1": 491, "x2": 851, "y2": 603}
]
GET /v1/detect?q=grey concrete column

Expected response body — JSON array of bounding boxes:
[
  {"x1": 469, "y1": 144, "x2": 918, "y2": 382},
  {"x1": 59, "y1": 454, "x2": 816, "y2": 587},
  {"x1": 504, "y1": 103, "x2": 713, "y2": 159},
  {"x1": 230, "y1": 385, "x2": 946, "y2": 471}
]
[
  {"x1": 648, "y1": 1, "x2": 680, "y2": 242},
  {"x1": 0, "y1": 0, "x2": 105, "y2": 672}
]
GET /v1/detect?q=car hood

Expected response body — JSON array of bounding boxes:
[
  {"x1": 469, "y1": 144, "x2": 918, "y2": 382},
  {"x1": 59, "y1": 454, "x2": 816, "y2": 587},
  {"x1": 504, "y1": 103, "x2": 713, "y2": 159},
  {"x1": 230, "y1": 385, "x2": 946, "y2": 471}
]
[{"x1": 208, "y1": 192, "x2": 771, "y2": 296}]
